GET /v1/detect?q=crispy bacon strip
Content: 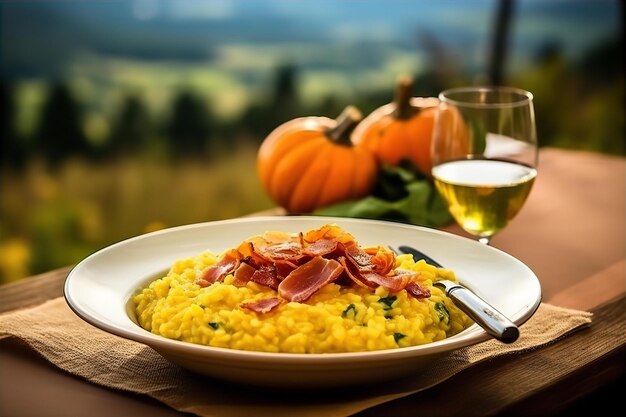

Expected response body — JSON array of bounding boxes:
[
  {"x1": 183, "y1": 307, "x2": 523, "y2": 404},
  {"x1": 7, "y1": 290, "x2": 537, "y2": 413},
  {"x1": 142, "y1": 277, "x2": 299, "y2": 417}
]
[
  {"x1": 232, "y1": 261, "x2": 256, "y2": 287},
  {"x1": 360, "y1": 271, "x2": 411, "y2": 293},
  {"x1": 304, "y1": 238, "x2": 338, "y2": 257},
  {"x1": 196, "y1": 249, "x2": 242, "y2": 287},
  {"x1": 274, "y1": 260, "x2": 299, "y2": 280},
  {"x1": 393, "y1": 269, "x2": 431, "y2": 298},
  {"x1": 232, "y1": 260, "x2": 282, "y2": 290},
  {"x1": 302, "y1": 224, "x2": 343, "y2": 242},
  {"x1": 406, "y1": 281, "x2": 431, "y2": 299},
  {"x1": 241, "y1": 297, "x2": 282, "y2": 314},
  {"x1": 367, "y1": 247, "x2": 396, "y2": 275},
  {"x1": 243, "y1": 232, "x2": 305, "y2": 264},
  {"x1": 198, "y1": 224, "x2": 433, "y2": 302},
  {"x1": 250, "y1": 264, "x2": 281, "y2": 290},
  {"x1": 278, "y1": 256, "x2": 344, "y2": 302},
  {"x1": 236, "y1": 241, "x2": 253, "y2": 257},
  {"x1": 338, "y1": 256, "x2": 376, "y2": 289},
  {"x1": 237, "y1": 241, "x2": 273, "y2": 266},
  {"x1": 342, "y1": 240, "x2": 373, "y2": 269},
  {"x1": 339, "y1": 243, "x2": 409, "y2": 292}
]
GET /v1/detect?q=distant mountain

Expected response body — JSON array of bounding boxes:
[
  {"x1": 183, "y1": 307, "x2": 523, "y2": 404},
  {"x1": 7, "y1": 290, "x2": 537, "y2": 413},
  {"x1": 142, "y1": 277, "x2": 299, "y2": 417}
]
[{"x1": 0, "y1": 0, "x2": 621, "y2": 79}]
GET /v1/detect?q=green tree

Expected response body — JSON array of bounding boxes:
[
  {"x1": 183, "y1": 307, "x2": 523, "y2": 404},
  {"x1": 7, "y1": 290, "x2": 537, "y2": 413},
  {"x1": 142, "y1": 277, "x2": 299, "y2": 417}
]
[
  {"x1": 240, "y1": 63, "x2": 302, "y2": 141},
  {"x1": 0, "y1": 79, "x2": 25, "y2": 169},
  {"x1": 166, "y1": 90, "x2": 210, "y2": 158},
  {"x1": 34, "y1": 82, "x2": 89, "y2": 166},
  {"x1": 109, "y1": 94, "x2": 152, "y2": 156},
  {"x1": 311, "y1": 94, "x2": 343, "y2": 119},
  {"x1": 271, "y1": 63, "x2": 301, "y2": 124},
  {"x1": 239, "y1": 103, "x2": 272, "y2": 141}
]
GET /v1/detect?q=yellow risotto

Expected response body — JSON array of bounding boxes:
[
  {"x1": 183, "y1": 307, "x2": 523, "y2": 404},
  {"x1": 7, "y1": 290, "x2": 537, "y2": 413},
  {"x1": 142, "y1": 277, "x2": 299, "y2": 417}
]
[{"x1": 133, "y1": 248, "x2": 473, "y2": 353}]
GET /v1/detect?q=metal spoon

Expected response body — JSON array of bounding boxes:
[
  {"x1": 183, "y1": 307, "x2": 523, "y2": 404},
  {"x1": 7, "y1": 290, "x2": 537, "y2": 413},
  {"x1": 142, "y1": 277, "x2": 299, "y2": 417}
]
[{"x1": 395, "y1": 245, "x2": 520, "y2": 343}]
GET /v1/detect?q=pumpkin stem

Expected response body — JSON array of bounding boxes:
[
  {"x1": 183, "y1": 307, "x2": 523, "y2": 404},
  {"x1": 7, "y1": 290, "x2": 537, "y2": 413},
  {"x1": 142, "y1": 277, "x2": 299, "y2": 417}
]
[
  {"x1": 392, "y1": 74, "x2": 417, "y2": 120},
  {"x1": 327, "y1": 105, "x2": 363, "y2": 146}
]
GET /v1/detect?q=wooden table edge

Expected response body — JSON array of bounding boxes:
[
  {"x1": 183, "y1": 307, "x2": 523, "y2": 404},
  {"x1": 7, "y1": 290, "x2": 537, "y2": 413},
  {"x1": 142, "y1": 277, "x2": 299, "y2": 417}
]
[{"x1": 357, "y1": 294, "x2": 626, "y2": 416}]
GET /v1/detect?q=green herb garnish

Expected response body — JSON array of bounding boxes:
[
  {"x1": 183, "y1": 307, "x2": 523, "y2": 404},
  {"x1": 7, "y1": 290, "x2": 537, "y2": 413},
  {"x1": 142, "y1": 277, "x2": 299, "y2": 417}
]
[
  {"x1": 341, "y1": 303, "x2": 357, "y2": 318},
  {"x1": 434, "y1": 302, "x2": 450, "y2": 322},
  {"x1": 394, "y1": 332, "x2": 406, "y2": 343},
  {"x1": 379, "y1": 295, "x2": 397, "y2": 310},
  {"x1": 208, "y1": 322, "x2": 220, "y2": 330}
]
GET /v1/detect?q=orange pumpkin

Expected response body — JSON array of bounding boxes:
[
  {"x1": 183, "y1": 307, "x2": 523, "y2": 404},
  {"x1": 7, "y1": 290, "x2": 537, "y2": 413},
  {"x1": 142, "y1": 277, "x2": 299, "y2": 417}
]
[
  {"x1": 353, "y1": 75, "x2": 440, "y2": 176},
  {"x1": 430, "y1": 101, "x2": 472, "y2": 166},
  {"x1": 257, "y1": 106, "x2": 378, "y2": 214}
]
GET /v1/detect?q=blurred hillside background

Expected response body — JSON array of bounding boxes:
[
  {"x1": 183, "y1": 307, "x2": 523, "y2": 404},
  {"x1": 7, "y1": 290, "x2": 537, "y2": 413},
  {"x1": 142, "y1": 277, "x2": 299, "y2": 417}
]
[{"x1": 0, "y1": 0, "x2": 623, "y2": 284}]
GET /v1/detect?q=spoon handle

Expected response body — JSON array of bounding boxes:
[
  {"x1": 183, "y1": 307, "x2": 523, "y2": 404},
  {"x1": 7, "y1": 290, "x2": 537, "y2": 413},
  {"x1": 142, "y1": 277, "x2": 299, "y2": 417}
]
[{"x1": 436, "y1": 280, "x2": 519, "y2": 343}]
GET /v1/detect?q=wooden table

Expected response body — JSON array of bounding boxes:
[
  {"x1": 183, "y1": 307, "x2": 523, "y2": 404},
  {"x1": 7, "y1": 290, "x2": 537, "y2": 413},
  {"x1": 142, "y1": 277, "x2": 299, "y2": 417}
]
[{"x1": 1, "y1": 148, "x2": 624, "y2": 417}]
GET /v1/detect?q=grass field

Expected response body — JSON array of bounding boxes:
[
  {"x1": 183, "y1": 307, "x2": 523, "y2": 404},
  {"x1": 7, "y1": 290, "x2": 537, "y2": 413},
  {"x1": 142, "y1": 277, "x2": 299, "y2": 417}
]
[{"x1": 0, "y1": 143, "x2": 274, "y2": 284}]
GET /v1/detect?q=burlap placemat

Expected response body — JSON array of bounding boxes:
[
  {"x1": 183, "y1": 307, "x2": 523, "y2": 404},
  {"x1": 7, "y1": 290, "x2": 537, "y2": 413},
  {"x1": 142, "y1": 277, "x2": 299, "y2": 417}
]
[{"x1": 0, "y1": 297, "x2": 592, "y2": 417}]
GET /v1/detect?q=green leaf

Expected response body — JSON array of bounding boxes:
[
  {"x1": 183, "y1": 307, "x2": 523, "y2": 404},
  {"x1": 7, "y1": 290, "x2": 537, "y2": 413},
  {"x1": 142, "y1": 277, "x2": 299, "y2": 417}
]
[
  {"x1": 373, "y1": 161, "x2": 421, "y2": 200},
  {"x1": 469, "y1": 119, "x2": 487, "y2": 154},
  {"x1": 314, "y1": 162, "x2": 452, "y2": 227}
]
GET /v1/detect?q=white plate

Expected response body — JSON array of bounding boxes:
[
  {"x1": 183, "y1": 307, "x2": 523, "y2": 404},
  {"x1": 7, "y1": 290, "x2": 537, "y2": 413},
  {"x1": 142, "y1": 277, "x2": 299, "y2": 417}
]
[{"x1": 64, "y1": 216, "x2": 541, "y2": 388}]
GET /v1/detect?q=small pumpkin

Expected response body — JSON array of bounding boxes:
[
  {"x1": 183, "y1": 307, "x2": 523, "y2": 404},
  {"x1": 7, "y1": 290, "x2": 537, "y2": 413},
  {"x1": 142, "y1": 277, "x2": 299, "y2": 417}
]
[
  {"x1": 353, "y1": 75, "x2": 440, "y2": 176},
  {"x1": 257, "y1": 106, "x2": 378, "y2": 214}
]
